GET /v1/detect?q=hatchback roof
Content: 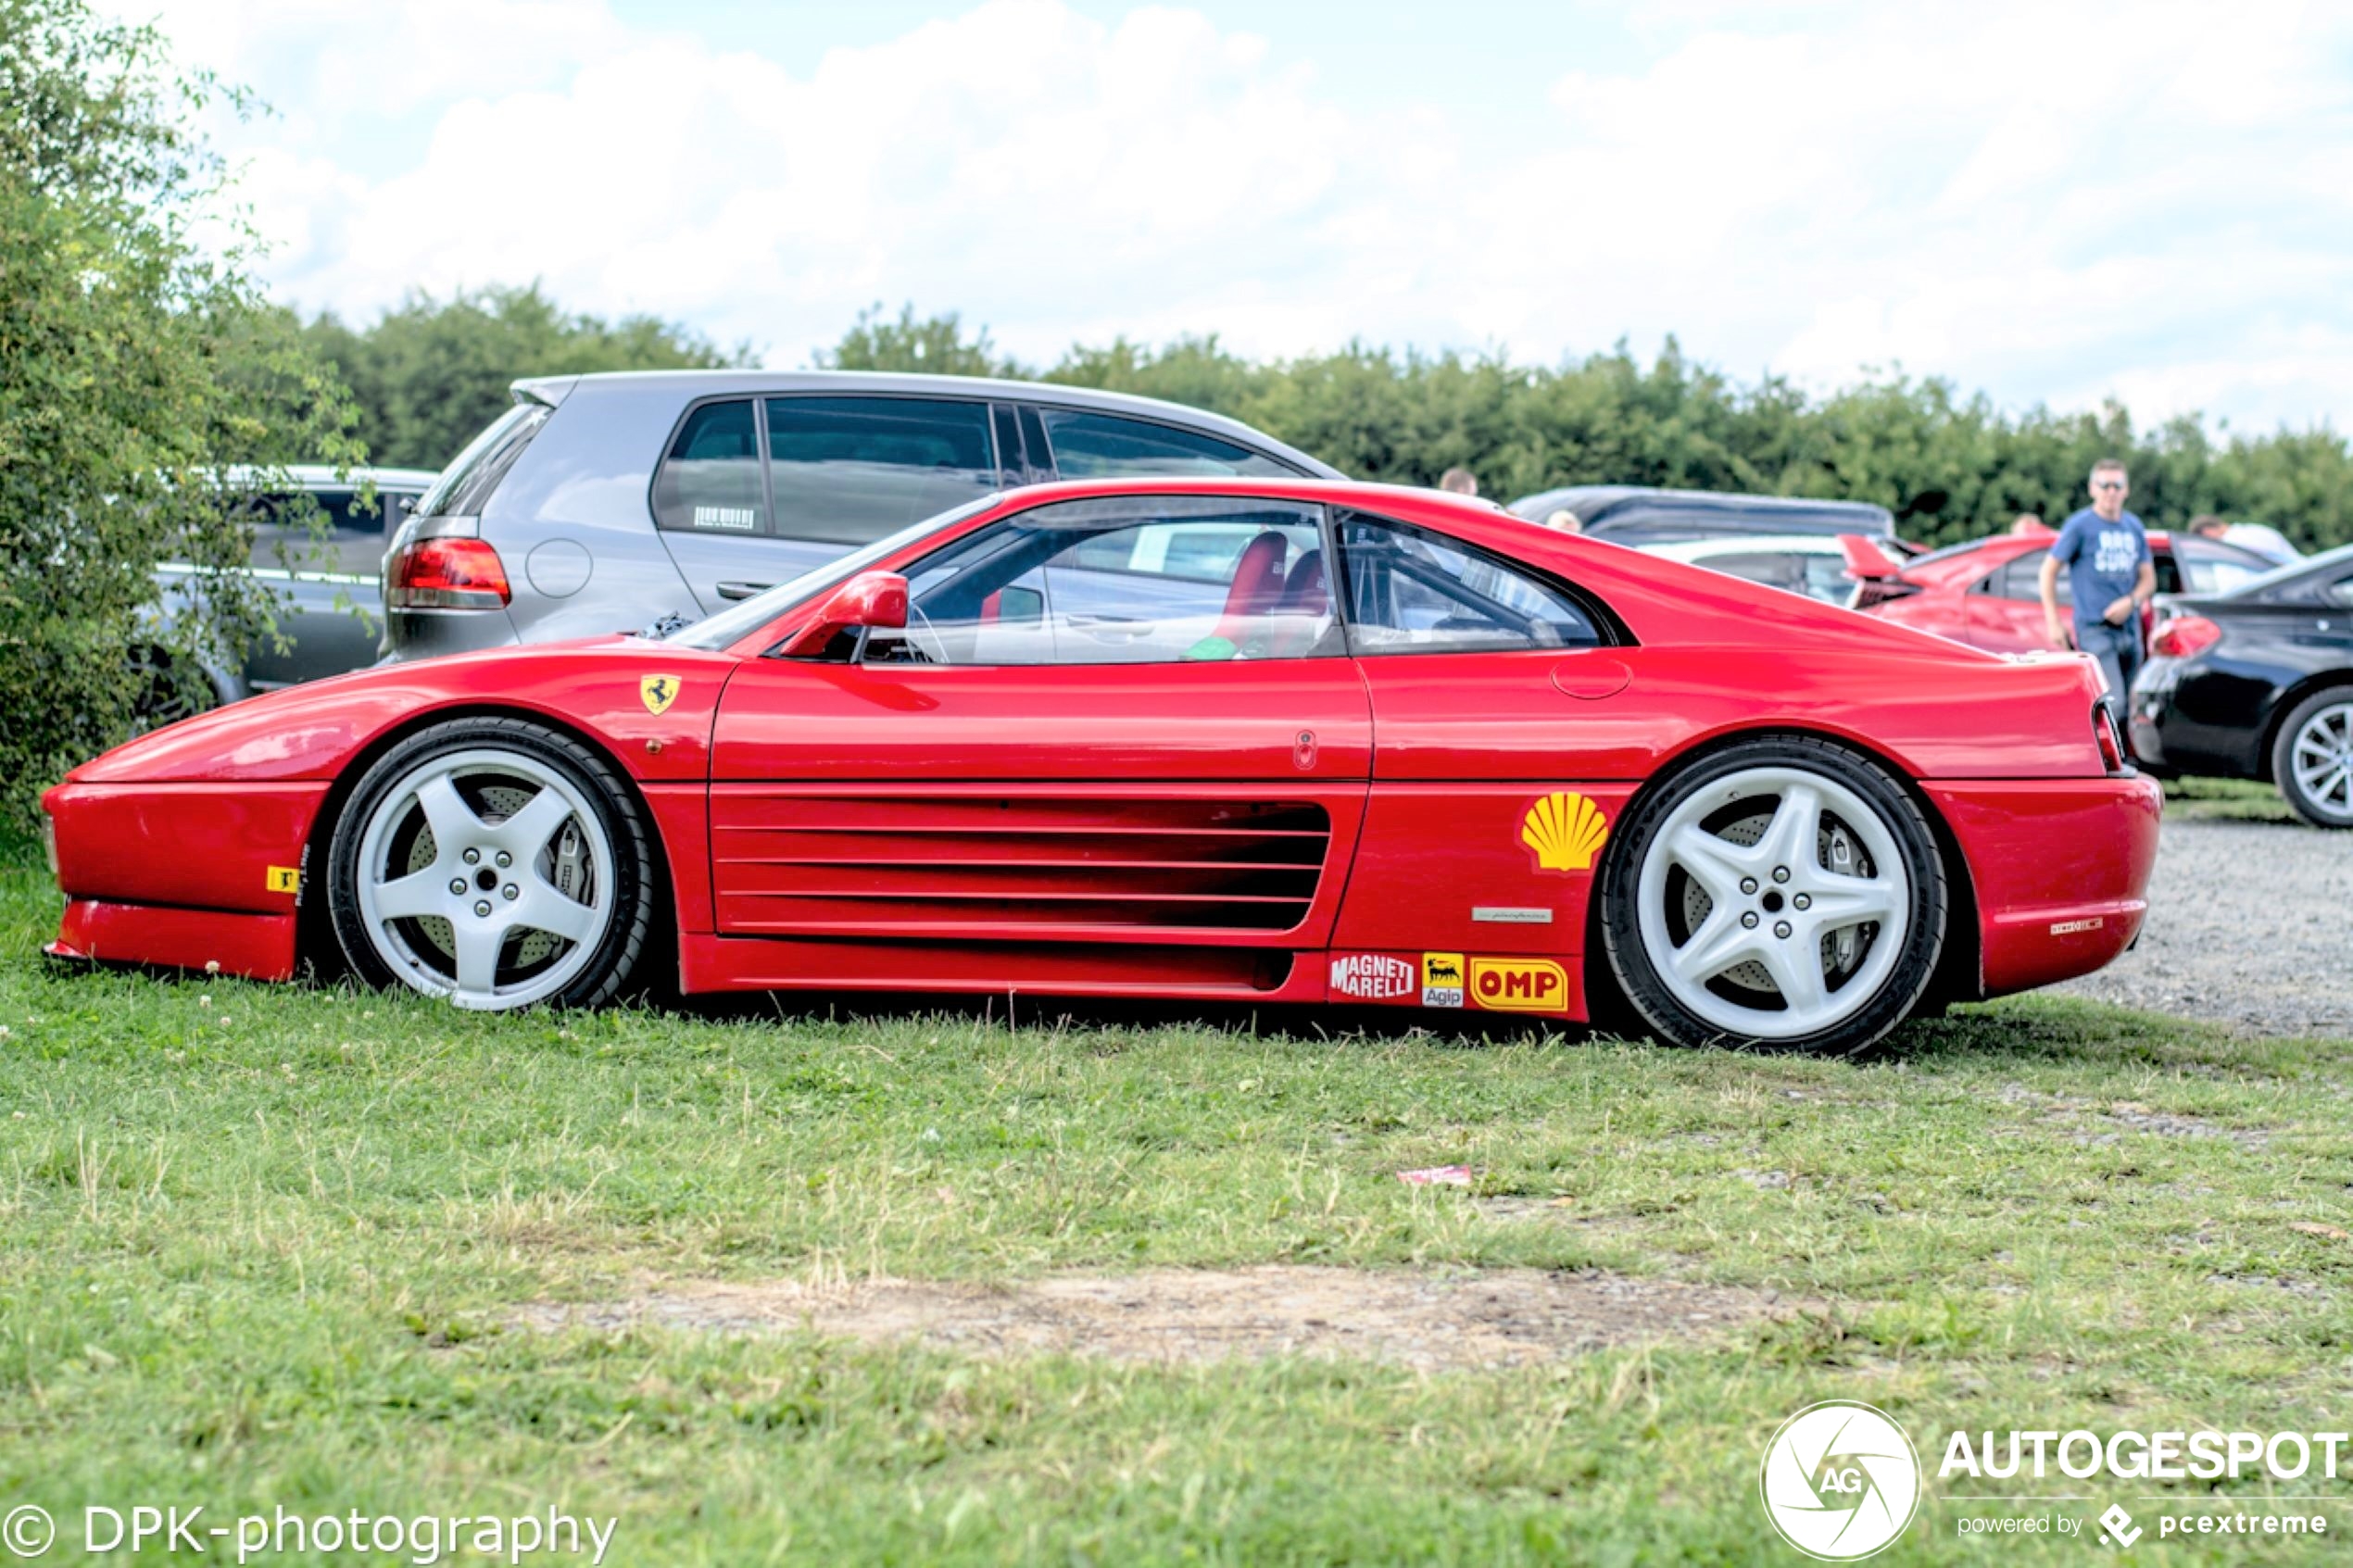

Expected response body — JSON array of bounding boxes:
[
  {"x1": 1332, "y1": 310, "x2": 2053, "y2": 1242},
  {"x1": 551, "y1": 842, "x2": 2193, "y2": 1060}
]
[
  {"x1": 1507, "y1": 484, "x2": 1895, "y2": 538},
  {"x1": 511, "y1": 369, "x2": 1344, "y2": 479}
]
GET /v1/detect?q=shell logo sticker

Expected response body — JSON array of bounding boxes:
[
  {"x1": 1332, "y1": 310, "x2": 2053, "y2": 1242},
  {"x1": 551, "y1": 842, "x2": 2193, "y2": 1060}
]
[
  {"x1": 1469, "y1": 957, "x2": 1568, "y2": 1012},
  {"x1": 639, "y1": 674, "x2": 682, "y2": 716},
  {"x1": 1521, "y1": 791, "x2": 1609, "y2": 872},
  {"x1": 265, "y1": 866, "x2": 301, "y2": 895}
]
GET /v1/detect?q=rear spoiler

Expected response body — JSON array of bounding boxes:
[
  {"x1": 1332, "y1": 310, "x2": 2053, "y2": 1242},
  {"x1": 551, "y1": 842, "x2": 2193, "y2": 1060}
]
[{"x1": 1839, "y1": 533, "x2": 1921, "y2": 610}]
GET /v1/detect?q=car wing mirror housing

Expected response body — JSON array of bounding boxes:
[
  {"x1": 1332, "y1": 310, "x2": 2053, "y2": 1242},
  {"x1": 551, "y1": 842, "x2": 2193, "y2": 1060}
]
[{"x1": 778, "y1": 571, "x2": 909, "y2": 657}]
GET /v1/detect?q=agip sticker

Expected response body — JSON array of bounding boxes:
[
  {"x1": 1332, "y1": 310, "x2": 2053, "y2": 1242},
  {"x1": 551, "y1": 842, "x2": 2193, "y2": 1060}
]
[{"x1": 1421, "y1": 952, "x2": 1466, "y2": 1009}]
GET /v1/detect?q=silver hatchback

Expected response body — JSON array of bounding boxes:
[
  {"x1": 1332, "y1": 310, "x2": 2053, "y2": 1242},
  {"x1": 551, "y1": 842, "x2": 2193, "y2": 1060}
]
[{"x1": 380, "y1": 370, "x2": 1339, "y2": 662}]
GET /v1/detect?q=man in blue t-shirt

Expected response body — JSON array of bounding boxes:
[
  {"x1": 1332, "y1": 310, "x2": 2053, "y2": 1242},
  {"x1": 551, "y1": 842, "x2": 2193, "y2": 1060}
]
[{"x1": 2041, "y1": 458, "x2": 2156, "y2": 721}]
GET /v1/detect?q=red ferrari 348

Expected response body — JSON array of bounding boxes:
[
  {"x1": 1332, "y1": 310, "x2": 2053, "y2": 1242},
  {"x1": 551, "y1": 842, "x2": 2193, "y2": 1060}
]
[{"x1": 43, "y1": 480, "x2": 2159, "y2": 1053}]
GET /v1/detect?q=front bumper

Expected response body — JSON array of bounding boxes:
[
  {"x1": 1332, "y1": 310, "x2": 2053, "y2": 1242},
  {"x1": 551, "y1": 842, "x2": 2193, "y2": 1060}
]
[{"x1": 1926, "y1": 774, "x2": 2163, "y2": 998}]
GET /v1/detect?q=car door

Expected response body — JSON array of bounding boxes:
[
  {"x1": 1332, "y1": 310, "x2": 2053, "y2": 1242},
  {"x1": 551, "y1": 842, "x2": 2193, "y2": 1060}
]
[
  {"x1": 1964, "y1": 549, "x2": 2056, "y2": 651},
  {"x1": 1322, "y1": 509, "x2": 1635, "y2": 1015},
  {"x1": 652, "y1": 395, "x2": 1009, "y2": 615},
  {"x1": 707, "y1": 494, "x2": 1371, "y2": 989}
]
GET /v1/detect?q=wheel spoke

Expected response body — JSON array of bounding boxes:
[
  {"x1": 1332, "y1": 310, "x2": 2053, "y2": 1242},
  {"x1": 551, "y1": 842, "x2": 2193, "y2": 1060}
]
[
  {"x1": 411, "y1": 772, "x2": 484, "y2": 846},
  {"x1": 1667, "y1": 824, "x2": 1753, "y2": 902},
  {"x1": 1756, "y1": 939, "x2": 1830, "y2": 1020},
  {"x1": 493, "y1": 786, "x2": 575, "y2": 860},
  {"x1": 1755, "y1": 782, "x2": 1824, "y2": 874},
  {"x1": 1800, "y1": 876, "x2": 1902, "y2": 931},
  {"x1": 451, "y1": 922, "x2": 501, "y2": 995},
  {"x1": 1669, "y1": 909, "x2": 1761, "y2": 985},
  {"x1": 375, "y1": 869, "x2": 452, "y2": 922},
  {"x1": 511, "y1": 879, "x2": 599, "y2": 946}
]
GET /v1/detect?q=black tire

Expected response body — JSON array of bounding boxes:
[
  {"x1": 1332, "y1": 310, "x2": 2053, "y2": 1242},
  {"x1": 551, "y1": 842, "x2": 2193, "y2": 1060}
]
[
  {"x1": 326, "y1": 716, "x2": 658, "y2": 1009},
  {"x1": 1599, "y1": 735, "x2": 1946, "y2": 1054},
  {"x1": 2270, "y1": 687, "x2": 2353, "y2": 830}
]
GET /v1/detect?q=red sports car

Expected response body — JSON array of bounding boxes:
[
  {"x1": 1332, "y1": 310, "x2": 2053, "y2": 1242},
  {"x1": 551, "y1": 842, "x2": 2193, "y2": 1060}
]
[
  {"x1": 1843, "y1": 528, "x2": 2272, "y2": 652},
  {"x1": 42, "y1": 480, "x2": 2159, "y2": 1053}
]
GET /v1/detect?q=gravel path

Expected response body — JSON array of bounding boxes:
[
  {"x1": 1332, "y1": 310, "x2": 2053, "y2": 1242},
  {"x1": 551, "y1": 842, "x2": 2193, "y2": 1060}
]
[{"x1": 2056, "y1": 818, "x2": 2352, "y2": 1038}]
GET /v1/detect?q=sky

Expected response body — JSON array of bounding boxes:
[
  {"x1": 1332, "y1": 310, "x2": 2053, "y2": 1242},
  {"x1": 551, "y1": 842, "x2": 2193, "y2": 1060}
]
[{"x1": 123, "y1": 0, "x2": 2353, "y2": 432}]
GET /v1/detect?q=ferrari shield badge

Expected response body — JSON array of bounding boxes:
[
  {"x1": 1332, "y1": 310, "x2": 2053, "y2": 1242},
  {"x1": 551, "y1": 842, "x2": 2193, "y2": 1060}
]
[{"x1": 639, "y1": 674, "x2": 682, "y2": 716}]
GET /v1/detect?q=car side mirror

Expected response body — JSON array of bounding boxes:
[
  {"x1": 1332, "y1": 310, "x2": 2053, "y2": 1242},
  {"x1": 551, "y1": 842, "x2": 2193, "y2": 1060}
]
[{"x1": 778, "y1": 571, "x2": 909, "y2": 657}]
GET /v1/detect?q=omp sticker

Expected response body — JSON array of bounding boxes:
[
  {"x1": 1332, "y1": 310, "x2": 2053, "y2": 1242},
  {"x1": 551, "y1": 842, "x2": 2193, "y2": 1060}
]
[
  {"x1": 265, "y1": 866, "x2": 302, "y2": 895},
  {"x1": 1421, "y1": 952, "x2": 1466, "y2": 1009},
  {"x1": 1469, "y1": 957, "x2": 1568, "y2": 1012},
  {"x1": 2049, "y1": 917, "x2": 2106, "y2": 935},
  {"x1": 1521, "y1": 791, "x2": 1609, "y2": 872},
  {"x1": 1329, "y1": 953, "x2": 1417, "y2": 1001},
  {"x1": 640, "y1": 674, "x2": 682, "y2": 715}
]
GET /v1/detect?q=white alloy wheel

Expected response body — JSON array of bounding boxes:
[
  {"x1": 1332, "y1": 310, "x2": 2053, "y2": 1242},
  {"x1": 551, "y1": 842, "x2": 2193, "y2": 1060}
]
[
  {"x1": 1633, "y1": 765, "x2": 1912, "y2": 1041},
  {"x1": 351, "y1": 747, "x2": 616, "y2": 1009},
  {"x1": 2287, "y1": 700, "x2": 2353, "y2": 822}
]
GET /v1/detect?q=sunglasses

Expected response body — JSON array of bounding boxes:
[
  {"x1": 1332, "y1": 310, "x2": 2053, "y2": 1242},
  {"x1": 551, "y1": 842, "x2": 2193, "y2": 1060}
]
[{"x1": 2093, "y1": 481, "x2": 2126, "y2": 491}]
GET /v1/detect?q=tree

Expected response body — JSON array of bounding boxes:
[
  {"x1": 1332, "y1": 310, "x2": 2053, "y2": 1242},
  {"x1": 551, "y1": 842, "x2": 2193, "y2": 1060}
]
[
  {"x1": 303, "y1": 283, "x2": 751, "y2": 470},
  {"x1": 0, "y1": 0, "x2": 361, "y2": 833}
]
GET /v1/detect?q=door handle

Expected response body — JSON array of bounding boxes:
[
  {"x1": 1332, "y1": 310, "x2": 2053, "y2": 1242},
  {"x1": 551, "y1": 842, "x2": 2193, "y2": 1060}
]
[{"x1": 715, "y1": 580, "x2": 774, "y2": 601}]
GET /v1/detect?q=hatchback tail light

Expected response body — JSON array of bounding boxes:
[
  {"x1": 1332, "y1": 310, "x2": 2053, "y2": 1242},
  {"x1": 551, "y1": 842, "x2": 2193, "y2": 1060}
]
[
  {"x1": 2150, "y1": 612, "x2": 2221, "y2": 659},
  {"x1": 386, "y1": 538, "x2": 511, "y2": 610},
  {"x1": 2094, "y1": 703, "x2": 2127, "y2": 773}
]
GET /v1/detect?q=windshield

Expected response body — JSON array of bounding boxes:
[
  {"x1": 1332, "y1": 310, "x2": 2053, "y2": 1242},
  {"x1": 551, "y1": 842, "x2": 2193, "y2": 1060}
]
[{"x1": 668, "y1": 494, "x2": 1003, "y2": 650}]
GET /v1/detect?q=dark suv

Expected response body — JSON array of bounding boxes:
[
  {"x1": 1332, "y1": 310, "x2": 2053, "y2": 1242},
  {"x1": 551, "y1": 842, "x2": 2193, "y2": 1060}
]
[
  {"x1": 1505, "y1": 484, "x2": 1897, "y2": 546},
  {"x1": 380, "y1": 370, "x2": 1340, "y2": 661}
]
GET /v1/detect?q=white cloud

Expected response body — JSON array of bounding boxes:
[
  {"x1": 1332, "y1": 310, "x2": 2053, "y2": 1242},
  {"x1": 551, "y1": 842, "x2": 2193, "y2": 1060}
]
[{"x1": 131, "y1": 0, "x2": 2353, "y2": 433}]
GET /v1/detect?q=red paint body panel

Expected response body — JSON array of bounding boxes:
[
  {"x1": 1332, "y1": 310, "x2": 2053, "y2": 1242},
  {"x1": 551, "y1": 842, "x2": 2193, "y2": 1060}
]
[
  {"x1": 46, "y1": 782, "x2": 326, "y2": 915},
  {"x1": 1853, "y1": 532, "x2": 2199, "y2": 655},
  {"x1": 49, "y1": 899, "x2": 296, "y2": 982},
  {"x1": 1928, "y1": 776, "x2": 2163, "y2": 996},
  {"x1": 35, "y1": 477, "x2": 2162, "y2": 1029}
]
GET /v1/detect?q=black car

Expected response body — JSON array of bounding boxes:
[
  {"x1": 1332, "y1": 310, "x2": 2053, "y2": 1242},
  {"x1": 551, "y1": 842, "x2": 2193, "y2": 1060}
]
[
  {"x1": 2131, "y1": 542, "x2": 2353, "y2": 827},
  {"x1": 1505, "y1": 484, "x2": 1896, "y2": 546}
]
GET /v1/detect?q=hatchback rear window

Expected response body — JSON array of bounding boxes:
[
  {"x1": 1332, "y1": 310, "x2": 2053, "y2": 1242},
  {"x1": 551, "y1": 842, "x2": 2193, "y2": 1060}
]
[{"x1": 412, "y1": 402, "x2": 549, "y2": 518}]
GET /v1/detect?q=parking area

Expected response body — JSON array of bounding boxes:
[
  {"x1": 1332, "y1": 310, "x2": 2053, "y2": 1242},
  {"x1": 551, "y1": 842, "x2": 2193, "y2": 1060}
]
[{"x1": 2058, "y1": 816, "x2": 2353, "y2": 1038}]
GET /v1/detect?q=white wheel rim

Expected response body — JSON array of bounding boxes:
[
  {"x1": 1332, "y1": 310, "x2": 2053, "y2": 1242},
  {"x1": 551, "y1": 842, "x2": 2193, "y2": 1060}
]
[
  {"x1": 2289, "y1": 702, "x2": 2353, "y2": 818},
  {"x1": 353, "y1": 748, "x2": 615, "y2": 1010},
  {"x1": 1636, "y1": 765, "x2": 1912, "y2": 1041}
]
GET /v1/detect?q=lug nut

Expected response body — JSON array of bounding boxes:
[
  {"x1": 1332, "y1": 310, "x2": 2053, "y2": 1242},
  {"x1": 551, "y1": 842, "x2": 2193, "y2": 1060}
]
[
  {"x1": 502, "y1": 884, "x2": 519, "y2": 901},
  {"x1": 448, "y1": 878, "x2": 466, "y2": 895},
  {"x1": 473, "y1": 900, "x2": 492, "y2": 917},
  {"x1": 1740, "y1": 877, "x2": 1758, "y2": 895},
  {"x1": 462, "y1": 847, "x2": 481, "y2": 865},
  {"x1": 1774, "y1": 921, "x2": 1793, "y2": 938},
  {"x1": 1793, "y1": 894, "x2": 1811, "y2": 910},
  {"x1": 1771, "y1": 865, "x2": 1790, "y2": 884},
  {"x1": 1741, "y1": 911, "x2": 1760, "y2": 929},
  {"x1": 496, "y1": 850, "x2": 512, "y2": 868}
]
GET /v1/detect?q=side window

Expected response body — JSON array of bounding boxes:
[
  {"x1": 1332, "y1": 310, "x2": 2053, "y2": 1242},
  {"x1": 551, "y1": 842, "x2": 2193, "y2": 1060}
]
[
  {"x1": 864, "y1": 496, "x2": 1335, "y2": 667},
  {"x1": 766, "y1": 397, "x2": 997, "y2": 546},
  {"x1": 1994, "y1": 549, "x2": 2067, "y2": 604},
  {"x1": 1334, "y1": 512, "x2": 1603, "y2": 655},
  {"x1": 2175, "y1": 540, "x2": 2264, "y2": 596},
  {"x1": 247, "y1": 489, "x2": 397, "y2": 578},
  {"x1": 1036, "y1": 409, "x2": 1294, "y2": 479},
  {"x1": 651, "y1": 400, "x2": 765, "y2": 535},
  {"x1": 2325, "y1": 573, "x2": 2353, "y2": 608}
]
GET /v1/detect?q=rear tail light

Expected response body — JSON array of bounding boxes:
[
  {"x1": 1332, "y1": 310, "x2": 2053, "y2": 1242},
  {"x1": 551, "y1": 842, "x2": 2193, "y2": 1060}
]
[
  {"x1": 2094, "y1": 704, "x2": 2127, "y2": 773},
  {"x1": 2151, "y1": 613, "x2": 2221, "y2": 659},
  {"x1": 386, "y1": 537, "x2": 511, "y2": 610}
]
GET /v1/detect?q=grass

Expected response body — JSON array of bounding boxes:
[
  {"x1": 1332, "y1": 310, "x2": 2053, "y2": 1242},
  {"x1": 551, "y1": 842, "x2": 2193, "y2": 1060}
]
[
  {"x1": 2162, "y1": 775, "x2": 2300, "y2": 824},
  {"x1": 1, "y1": 860, "x2": 2348, "y2": 1564}
]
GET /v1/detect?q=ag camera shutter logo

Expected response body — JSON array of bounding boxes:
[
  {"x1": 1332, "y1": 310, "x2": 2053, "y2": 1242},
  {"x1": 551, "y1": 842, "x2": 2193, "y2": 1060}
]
[{"x1": 1759, "y1": 1401, "x2": 1921, "y2": 1560}]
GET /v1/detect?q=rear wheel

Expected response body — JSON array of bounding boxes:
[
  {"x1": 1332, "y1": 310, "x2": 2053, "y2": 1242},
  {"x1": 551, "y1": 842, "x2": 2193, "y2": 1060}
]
[
  {"x1": 1601, "y1": 737, "x2": 1945, "y2": 1053},
  {"x1": 327, "y1": 718, "x2": 656, "y2": 1009},
  {"x1": 2272, "y1": 690, "x2": 2353, "y2": 829}
]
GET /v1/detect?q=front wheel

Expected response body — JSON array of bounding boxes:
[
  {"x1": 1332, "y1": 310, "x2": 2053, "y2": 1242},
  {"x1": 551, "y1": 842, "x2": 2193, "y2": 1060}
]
[
  {"x1": 2271, "y1": 689, "x2": 2353, "y2": 829},
  {"x1": 327, "y1": 718, "x2": 658, "y2": 1010},
  {"x1": 1600, "y1": 737, "x2": 1946, "y2": 1053}
]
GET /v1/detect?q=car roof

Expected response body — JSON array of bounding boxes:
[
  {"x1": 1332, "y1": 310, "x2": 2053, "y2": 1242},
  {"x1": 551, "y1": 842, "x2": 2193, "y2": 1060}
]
[
  {"x1": 511, "y1": 369, "x2": 1345, "y2": 479},
  {"x1": 218, "y1": 463, "x2": 441, "y2": 490},
  {"x1": 1505, "y1": 484, "x2": 1895, "y2": 535}
]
